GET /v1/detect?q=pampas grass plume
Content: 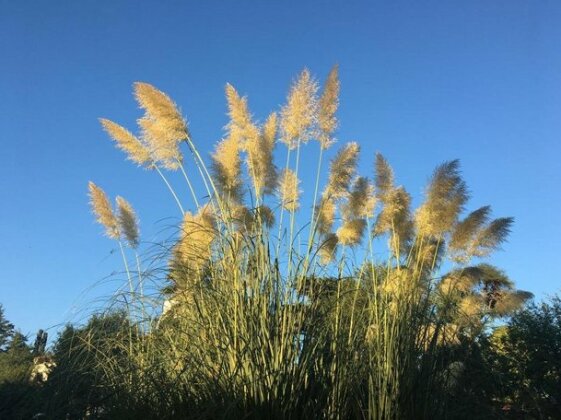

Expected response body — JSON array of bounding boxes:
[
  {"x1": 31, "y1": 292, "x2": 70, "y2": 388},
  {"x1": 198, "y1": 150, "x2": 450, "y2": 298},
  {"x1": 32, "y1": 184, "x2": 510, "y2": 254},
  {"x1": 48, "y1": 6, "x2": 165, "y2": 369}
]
[
  {"x1": 326, "y1": 142, "x2": 360, "y2": 199},
  {"x1": 278, "y1": 169, "x2": 301, "y2": 212},
  {"x1": 317, "y1": 65, "x2": 339, "y2": 149},
  {"x1": 280, "y1": 69, "x2": 318, "y2": 148},
  {"x1": 88, "y1": 182, "x2": 119, "y2": 239},
  {"x1": 99, "y1": 118, "x2": 151, "y2": 167},
  {"x1": 116, "y1": 196, "x2": 140, "y2": 248}
]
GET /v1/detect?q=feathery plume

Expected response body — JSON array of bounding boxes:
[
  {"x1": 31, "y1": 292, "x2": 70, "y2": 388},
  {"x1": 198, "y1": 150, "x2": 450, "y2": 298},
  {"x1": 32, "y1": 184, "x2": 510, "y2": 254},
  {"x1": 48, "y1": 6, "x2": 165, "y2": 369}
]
[
  {"x1": 415, "y1": 160, "x2": 468, "y2": 237},
  {"x1": 225, "y1": 84, "x2": 252, "y2": 132},
  {"x1": 326, "y1": 142, "x2": 360, "y2": 199},
  {"x1": 262, "y1": 112, "x2": 278, "y2": 148},
  {"x1": 280, "y1": 69, "x2": 318, "y2": 149},
  {"x1": 212, "y1": 132, "x2": 243, "y2": 203},
  {"x1": 374, "y1": 187, "x2": 414, "y2": 251},
  {"x1": 336, "y1": 218, "x2": 366, "y2": 247},
  {"x1": 177, "y1": 205, "x2": 215, "y2": 270},
  {"x1": 449, "y1": 206, "x2": 492, "y2": 261},
  {"x1": 134, "y1": 82, "x2": 188, "y2": 133},
  {"x1": 316, "y1": 196, "x2": 336, "y2": 235},
  {"x1": 439, "y1": 272, "x2": 476, "y2": 296},
  {"x1": 88, "y1": 182, "x2": 119, "y2": 240},
  {"x1": 116, "y1": 196, "x2": 140, "y2": 248},
  {"x1": 99, "y1": 119, "x2": 151, "y2": 167},
  {"x1": 342, "y1": 177, "x2": 376, "y2": 220},
  {"x1": 278, "y1": 169, "x2": 301, "y2": 212},
  {"x1": 319, "y1": 233, "x2": 338, "y2": 263},
  {"x1": 374, "y1": 153, "x2": 394, "y2": 201},
  {"x1": 414, "y1": 236, "x2": 445, "y2": 273},
  {"x1": 137, "y1": 116, "x2": 183, "y2": 170},
  {"x1": 317, "y1": 65, "x2": 340, "y2": 149},
  {"x1": 492, "y1": 290, "x2": 533, "y2": 316},
  {"x1": 458, "y1": 295, "x2": 483, "y2": 320},
  {"x1": 473, "y1": 217, "x2": 514, "y2": 257},
  {"x1": 134, "y1": 82, "x2": 188, "y2": 170},
  {"x1": 245, "y1": 114, "x2": 278, "y2": 197},
  {"x1": 234, "y1": 205, "x2": 275, "y2": 232}
]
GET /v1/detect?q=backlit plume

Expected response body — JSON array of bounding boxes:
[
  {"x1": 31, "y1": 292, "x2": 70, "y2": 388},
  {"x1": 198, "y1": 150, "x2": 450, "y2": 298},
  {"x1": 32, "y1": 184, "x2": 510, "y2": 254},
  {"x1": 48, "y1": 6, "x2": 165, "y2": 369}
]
[
  {"x1": 449, "y1": 206, "x2": 491, "y2": 258},
  {"x1": 99, "y1": 118, "x2": 151, "y2": 167},
  {"x1": 319, "y1": 233, "x2": 339, "y2": 263},
  {"x1": 280, "y1": 69, "x2": 318, "y2": 148},
  {"x1": 134, "y1": 82, "x2": 188, "y2": 170},
  {"x1": 316, "y1": 196, "x2": 336, "y2": 236},
  {"x1": 342, "y1": 176, "x2": 376, "y2": 220},
  {"x1": 212, "y1": 132, "x2": 243, "y2": 203},
  {"x1": 415, "y1": 160, "x2": 468, "y2": 237},
  {"x1": 326, "y1": 142, "x2": 360, "y2": 199},
  {"x1": 337, "y1": 218, "x2": 366, "y2": 247},
  {"x1": 116, "y1": 196, "x2": 140, "y2": 248},
  {"x1": 225, "y1": 84, "x2": 253, "y2": 135},
  {"x1": 177, "y1": 205, "x2": 216, "y2": 271},
  {"x1": 245, "y1": 113, "x2": 278, "y2": 197},
  {"x1": 88, "y1": 182, "x2": 119, "y2": 240},
  {"x1": 317, "y1": 65, "x2": 340, "y2": 149},
  {"x1": 278, "y1": 169, "x2": 301, "y2": 212}
]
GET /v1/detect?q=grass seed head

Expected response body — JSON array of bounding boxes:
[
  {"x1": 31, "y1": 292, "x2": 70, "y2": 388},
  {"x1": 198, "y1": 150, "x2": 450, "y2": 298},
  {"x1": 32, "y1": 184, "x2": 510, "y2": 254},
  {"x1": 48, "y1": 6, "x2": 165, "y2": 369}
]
[
  {"x1": 280, "y1": 69, "x2": 318, "y2": 148},
  {"x1": 88, "y1": 182, "x2": 119, "y2": 240},
  {"x1": 99, "y1": 118, "x2": 151, "y2": 167},
  {"x1": 116, "y1": 196, "x2": 140, "y2": 248}
]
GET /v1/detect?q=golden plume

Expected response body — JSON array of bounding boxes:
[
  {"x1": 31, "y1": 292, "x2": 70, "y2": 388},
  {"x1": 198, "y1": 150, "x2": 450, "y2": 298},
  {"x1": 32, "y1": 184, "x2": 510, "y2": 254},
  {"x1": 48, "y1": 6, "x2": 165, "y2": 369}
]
[
  {"x1": 342, "y1": 176, "x2": 376, "y2": 220},
  {"x1": 317, "y1": 65, "x2": 340, "y2": 149},
  {"x1": 212, "y1": 132, "x2": 243, "y2": 203},
  {"x1": 278, "y1": 169, "x2": 301, "y2": 212},
  {"x1": 234, "y1": 205, "x2": 276, "y2": 232},
  {"x1": 134, "y1": 82, "x2": 188, "y2": 170},
  {"x1": 449, "y1": 206, "x2": 491, "y2": 261},
  {"x1": 374, "y1": 153, "x2": 394, "y2": 201},
  {"x1": 280, "y1": 69, "x2": 318, "y2": 149},
  {"x1": 326, "y1": 142, "x2": 360, "y2": 199},
  {"x1": 473, "y1": 217, "x2": 514, "y2": 257},
  {"x1": 316, "y1": 195, "x2": 336, "y2": 236},
  {"x1": 116, "y1": 196, "x2": 140, "y2": 248},
  {"x1": 415, "y1": 160, "x2": 468, "y2": 237},
  {"x1": 176, "y1": 205, "x2": 215, "y2": 270},
  {"x1": 374, "y1": 187, "x2": 414, "y2": 252},
  {"x1": 99, "y1": 119, "x2": 151, "y2": 167},
  {"x1": 225, "y1": 83, "x2": 252, "y2": 132},
  {"x1": 336, "y1": 218, "x2": 366, "y2": 247},
  {"x1": 245, "y1": 113, "x2": 278, "y2": 197},
  {"x1": 319, "y1": 233, "x2": 339, "y2": 263},
  {"x1": 88, "y1": 182, "x2": 119, "y2": 240}
]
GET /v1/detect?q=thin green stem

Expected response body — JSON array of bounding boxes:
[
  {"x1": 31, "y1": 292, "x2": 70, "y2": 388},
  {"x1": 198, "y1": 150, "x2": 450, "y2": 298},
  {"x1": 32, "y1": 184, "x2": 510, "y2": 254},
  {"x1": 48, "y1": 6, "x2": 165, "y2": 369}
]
[{"x1": 155, "y1": 165, "x2": 185, "y2": 215}]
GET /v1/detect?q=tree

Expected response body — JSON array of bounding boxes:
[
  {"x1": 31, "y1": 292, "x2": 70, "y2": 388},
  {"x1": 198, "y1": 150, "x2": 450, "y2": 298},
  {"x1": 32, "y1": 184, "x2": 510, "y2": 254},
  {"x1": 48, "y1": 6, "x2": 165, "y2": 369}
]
[
  {"x1": 489, "y1": 295, "x2": 561, "y2": 418},
  {"x1": 0, "y1": 304, "x2": 14, "y2": 352}
]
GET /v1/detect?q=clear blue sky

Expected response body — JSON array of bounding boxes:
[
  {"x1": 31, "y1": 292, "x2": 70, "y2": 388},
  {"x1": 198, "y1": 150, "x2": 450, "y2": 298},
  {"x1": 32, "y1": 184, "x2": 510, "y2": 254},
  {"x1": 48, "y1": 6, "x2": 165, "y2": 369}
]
[{"x1": 2, "y1": 0, "x2": 560, "y2": 338}]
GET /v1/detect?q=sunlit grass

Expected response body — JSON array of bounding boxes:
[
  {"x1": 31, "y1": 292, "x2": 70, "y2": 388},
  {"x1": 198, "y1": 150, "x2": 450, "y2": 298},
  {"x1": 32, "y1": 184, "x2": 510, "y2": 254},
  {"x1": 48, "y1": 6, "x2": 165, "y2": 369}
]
[{"x1": 82, "y1": 66, "x2": 531, "y2": 419}]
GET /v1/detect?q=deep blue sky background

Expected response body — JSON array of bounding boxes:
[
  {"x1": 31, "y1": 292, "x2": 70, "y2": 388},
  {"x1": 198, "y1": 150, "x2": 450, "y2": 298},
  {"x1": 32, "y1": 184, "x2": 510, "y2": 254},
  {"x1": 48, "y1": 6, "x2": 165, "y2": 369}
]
[{"x1": 2, "y1": 0, "x2": 560, "y2": 338}]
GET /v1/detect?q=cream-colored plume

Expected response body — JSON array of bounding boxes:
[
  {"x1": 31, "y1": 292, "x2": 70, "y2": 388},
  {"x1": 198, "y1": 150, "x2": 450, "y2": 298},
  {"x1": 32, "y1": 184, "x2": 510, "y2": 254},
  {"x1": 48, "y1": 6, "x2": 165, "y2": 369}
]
[
  {"x1": 99, "y1": 119, "x2": 151, "y2": 167},
  {"x1": 280, "y1": 69, "x2": 318, "y2": 149},
  {"x1": 317, "y1": 65, "x2": 340, "y2": 149},
  {"x1": 88, "y1": 182, "x2": 119, "y2": 240},
  {"x1": 134, "y1": 82, "x2": 188, "y2": 170},
  {"x1": 278, "y1": 169, "x2": 301, "y2": 212},
  {"x1": 116, "y1": 196, "x2": 140, "y2": 248}
]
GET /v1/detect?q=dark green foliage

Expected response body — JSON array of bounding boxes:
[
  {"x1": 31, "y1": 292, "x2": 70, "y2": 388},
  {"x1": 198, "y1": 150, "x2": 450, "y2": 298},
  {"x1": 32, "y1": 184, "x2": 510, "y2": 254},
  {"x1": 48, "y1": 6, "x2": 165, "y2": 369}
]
[
  {"x1": 489, "y1": 297, "x2": 561, "y2": 419},
  {"x1": 0, "y1": 304, "x2": 15, "y2": 352},
  {"x1": 0, "y1": 327, "x2": 39, "y2": 419},
  {"x1": 43, "y1": 311, "x2": 135, "y2": 418}
]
